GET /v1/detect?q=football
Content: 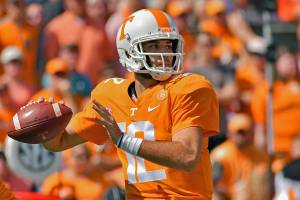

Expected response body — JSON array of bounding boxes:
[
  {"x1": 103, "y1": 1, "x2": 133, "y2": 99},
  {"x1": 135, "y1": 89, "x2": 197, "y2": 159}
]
[{"x1": 7, "y1": 102, "x2": 73, "y2": 144}]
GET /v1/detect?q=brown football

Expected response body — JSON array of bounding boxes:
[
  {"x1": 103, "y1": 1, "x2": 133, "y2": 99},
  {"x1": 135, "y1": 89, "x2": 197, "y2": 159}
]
[{"x1": 7, "y1": 102, "x2": 73, "y2": 144}]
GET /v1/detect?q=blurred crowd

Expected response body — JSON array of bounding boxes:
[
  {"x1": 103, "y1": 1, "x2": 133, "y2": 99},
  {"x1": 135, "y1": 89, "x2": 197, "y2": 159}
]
[{"x1": 0, "y1": 0, "x2": 299, "y2": 199}]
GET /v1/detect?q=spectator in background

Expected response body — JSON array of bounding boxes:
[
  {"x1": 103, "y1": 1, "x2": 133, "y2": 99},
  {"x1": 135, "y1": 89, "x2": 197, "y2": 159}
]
[
  {"x1": 211, "y1": 113, "x2": 269, "y2": 200},
  {"x1": 60, "y1": 44, "x2": 92, "y2": 98},
  {"x1": 251, "y1": 48, "x2": 300, "y2": 155},
  {"x1": 222, "y1": 0, "x2": 265, "y2": 48},
  {"x1": 235, "y1": 39, "x2": 266, "y2": 113},
  {"x1": 42, "y1": 44, "x2": 92, "y2": 103},
  {"x1": 26, "y1": 2, "x2": 43, "y2": 27},
  {"x1": 199, "y1": 0, "x2": 244, "y2": 66},
  {"x1": 0, "y1": 0, "x2": 39, "y2": 86},
  {"x1": 78, "y1": 0, "x2": 116, "y2": 85},
  {"x1": 41, "y1": 144, "x2": 104, "y2": 200},
  {"x1": 230, "y1": 0, "x2": 263, "y2": 34},
  {"x1": 275, "y1": 135, "x2": 300, "y2": 199},
  {"x1": 0, "y1": 84, "x2": 14, "y2": 144},
  {"x1": 0, "y1": 46, "x2": 35, "y2": 111},
  {"x1": 0, "y1": 151, "x2": 31, "y2": 192},
  {"x1": 167, "y1": 0, "x2": 196, "y2": 54},
  {"x1": 44, "y1": 0, "x2": 86, "y2": 60},
  {"x1": 61, "y1": 141, "x2": 123, "y2": 200},
  {"x1": 0, "y1": 0, "x2": 6, "y2": 18},
  {"x1": 31, "y1": 58, "x2": 79, "y2": 113},
  {"x1": 186, "y1": 33, "x2": 237, "y2": 150}
]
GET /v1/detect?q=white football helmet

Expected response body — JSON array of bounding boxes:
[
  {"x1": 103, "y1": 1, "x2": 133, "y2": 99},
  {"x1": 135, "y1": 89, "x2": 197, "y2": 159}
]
[{"x1": 116, "y1": 8, "x2": 184, "y2": 81}]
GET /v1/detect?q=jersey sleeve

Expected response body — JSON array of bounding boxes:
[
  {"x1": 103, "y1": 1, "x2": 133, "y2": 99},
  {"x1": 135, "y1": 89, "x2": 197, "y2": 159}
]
[
  {"x1": 70, "y1": 83, "x2": 109, "y2": 145},
  {"x1": 171, "y1": 74, "x2": 219, "y2": 136}
]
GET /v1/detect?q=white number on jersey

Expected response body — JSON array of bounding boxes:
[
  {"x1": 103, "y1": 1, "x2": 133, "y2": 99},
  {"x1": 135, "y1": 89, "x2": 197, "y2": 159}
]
[
  {"x1": 104, "y1": 78, "x2": 125, "y2": 85},
  {"x1": 118, "y1": 121, "x2": 166, "y2": 184}
]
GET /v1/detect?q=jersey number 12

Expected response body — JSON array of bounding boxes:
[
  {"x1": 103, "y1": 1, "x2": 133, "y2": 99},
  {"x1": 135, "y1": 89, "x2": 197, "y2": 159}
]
[{"x1": 118, "y1": 121, "x2": 166, "y2": 184}]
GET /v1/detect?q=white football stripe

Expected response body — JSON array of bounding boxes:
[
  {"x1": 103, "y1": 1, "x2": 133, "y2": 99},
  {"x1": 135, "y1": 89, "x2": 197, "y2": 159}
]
[
  {"x1": 13, "y1": 114, "x2": 21, "y2": 130},
  {"x1": 52, "y1": 103, "x2": 62, "y2": 117}
]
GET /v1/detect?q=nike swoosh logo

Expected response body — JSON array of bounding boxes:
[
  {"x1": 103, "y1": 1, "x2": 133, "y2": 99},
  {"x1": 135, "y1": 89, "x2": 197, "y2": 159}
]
[{"x1": 148, "y1": 105, "x2": 160, "y2": 112}]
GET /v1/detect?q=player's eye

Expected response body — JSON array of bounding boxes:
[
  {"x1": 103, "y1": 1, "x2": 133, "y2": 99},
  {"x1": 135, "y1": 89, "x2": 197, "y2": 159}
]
[
  {"x1": 149, "y1": 44, "x2": 159, "y2": 49},
  {"x1": 166, "y1": 44, "x2": 172, "y2": 50}
]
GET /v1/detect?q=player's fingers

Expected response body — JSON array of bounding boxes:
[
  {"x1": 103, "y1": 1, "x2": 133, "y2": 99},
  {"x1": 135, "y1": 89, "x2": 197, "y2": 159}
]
[
  {"x1": 94, "y1": 117, "x2": 110, "y2": 128},
  {"x1": 92, "y1": 100, "x2": 109, "y2": 111},
  {"x1": 21, "y1": 99, "x2": 35, "y2": 110},
  {"x1": 48, "y1": 96, "x2": 54, "y2": 103},
  {"x1": 28, "y1": 100, "x2": 34, "y2": 104},
  {"x1": 92, "y1": 105, "x2": 110, "y2": 122},
  {"x1": 92, "y1": 101, "x2": 109, "y2": 115},
  {"x1": 93, "y1": 101, "x2": 112, "y2": 117},
  {"x1": 37, "y1": 97, "x2": 45, "y2": 103},
  {"x1": 58, "y1": 100, "x2": 65, "y2": 105}
]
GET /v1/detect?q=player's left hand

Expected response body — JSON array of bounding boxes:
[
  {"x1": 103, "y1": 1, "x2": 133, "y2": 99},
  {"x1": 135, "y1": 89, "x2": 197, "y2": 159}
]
[{"x1": 92, "y1": 100, "x2": 122, "y2": 144}]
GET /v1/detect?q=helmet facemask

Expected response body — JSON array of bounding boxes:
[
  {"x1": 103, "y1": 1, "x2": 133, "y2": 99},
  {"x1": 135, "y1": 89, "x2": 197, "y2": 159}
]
[
  {"x1": 116, "y1": 9, "x2": 185, "y2": 81},
  {"x1": 121, "y1": 33, "x2": 184, "y2": 81}
]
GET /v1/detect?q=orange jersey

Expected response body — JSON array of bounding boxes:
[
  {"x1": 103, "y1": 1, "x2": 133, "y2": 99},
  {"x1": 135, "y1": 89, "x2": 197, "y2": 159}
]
[
  {"x1": 0, "y1": 21, "x2": 38, "y2": 86},
  {"x1": 251, "y1": 80, "x2": 300, "y2": 153},
  {"x1": 70, "y1": 73, "x2": 219, "y2": 199}
]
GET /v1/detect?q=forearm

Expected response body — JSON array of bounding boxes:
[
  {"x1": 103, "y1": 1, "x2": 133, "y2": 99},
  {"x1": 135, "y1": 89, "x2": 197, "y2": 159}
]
[
  {"x1": 137, "y1": 140, "x2": 199, "y2": 171},
  {"x1": 42, "y1": 130, "x2": 70, "y2": 151},
  {"x1": 227, "y1": 11, "x2": 257, "y2": 42},
  {"x1": 254, "y1": 123, "x2": 266, "y2": 150},
  {"x1": 43, "y1": 126, "x2": 85, "y2": 152}
]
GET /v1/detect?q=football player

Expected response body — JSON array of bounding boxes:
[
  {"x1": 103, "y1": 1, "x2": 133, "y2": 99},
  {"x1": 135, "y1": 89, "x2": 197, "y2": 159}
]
[{"x1": 41, "y1": 8, "x2": 219, "y2": 199}]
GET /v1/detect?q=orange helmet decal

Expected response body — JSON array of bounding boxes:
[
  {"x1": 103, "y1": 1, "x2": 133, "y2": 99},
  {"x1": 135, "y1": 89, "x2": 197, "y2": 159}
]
[
  {"x1": 147, "y1": 8, "x2": 171, "y2": 32},
  {"x1": 119, "y1": 15, "x2": 135, "y2": 41}
]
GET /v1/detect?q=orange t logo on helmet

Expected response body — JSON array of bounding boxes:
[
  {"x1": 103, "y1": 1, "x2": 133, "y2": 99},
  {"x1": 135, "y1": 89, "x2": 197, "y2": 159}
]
[
  {"x1": 119, "y1": 8, "x2": 173, "y2": 41},
  {"x1": 119, "y1": 15, "x2": 135, "y2": 40}
]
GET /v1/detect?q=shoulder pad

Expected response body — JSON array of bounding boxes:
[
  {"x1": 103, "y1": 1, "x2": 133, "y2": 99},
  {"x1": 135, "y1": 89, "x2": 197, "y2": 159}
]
[
  {"x1": 169, "y1": 73, "x2": 214, "y2": 95},
  {"x1": 91, "y1": 78, "x2": 127, "y2": 99}
]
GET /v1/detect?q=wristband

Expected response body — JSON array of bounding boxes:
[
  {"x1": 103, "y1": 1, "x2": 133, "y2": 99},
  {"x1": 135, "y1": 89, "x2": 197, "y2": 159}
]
[
  {"x1": 119, "y1": 134, "x2": 143, "y2": 155},
  {"x1": 116, "y1": 133, "x2": 124, "y2": 148}
]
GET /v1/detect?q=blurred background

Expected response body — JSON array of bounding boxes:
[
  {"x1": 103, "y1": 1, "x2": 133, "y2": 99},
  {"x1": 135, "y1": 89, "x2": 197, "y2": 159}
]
[{"x1": 0, "y1": 0, "x2": 300, "y2": 199}]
